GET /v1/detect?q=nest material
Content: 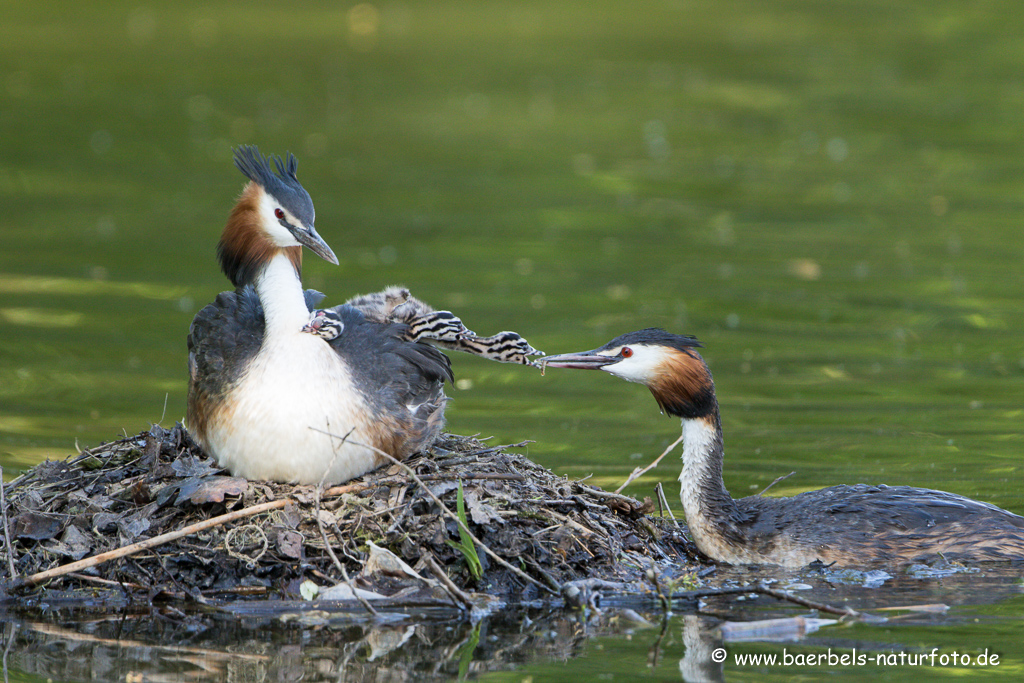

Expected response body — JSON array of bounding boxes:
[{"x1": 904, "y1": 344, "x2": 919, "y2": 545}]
[{"x1": 0, "y1": 424, "x2": 700, "y2": 608}]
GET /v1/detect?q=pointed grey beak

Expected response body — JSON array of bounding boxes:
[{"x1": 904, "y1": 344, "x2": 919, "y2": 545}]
[
  {"x1": 296, "y1": 225, "x2": 339, "y2": 265},
  {"x1": 541, "y1": 350, "x2": 618, "y2": 370}
]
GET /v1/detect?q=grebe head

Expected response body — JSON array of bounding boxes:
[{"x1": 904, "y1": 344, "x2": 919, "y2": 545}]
[
  {"x1": 543, "y1": 328, "x2": 716, "y2": 418},
  {"x1": 218, "y1": 146, "x2": 338, "y2": 287}
]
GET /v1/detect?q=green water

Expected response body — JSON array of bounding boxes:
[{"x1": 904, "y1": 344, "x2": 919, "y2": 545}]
[{"x1": 2, "y1": 0, "x2": 1023, "y2": 679}]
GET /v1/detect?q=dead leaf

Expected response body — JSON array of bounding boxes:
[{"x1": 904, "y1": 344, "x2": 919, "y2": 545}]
[
  {"x1": 291, "y1": 486, "x2": 318, "y2": 505},
  {"x1": 176, "y1": 476, "x2": 248, "y2": 505},
  {"x1": 276, "y1": 529, "x2": 304, "y2": 560},
  {"x1": 278, "y1": 502, "x2": 301, "y2": 529},
  {"x1": 171, "y1": 455, "x2": 219, "y2": 479},
  {"x1": 92, "y1": 511, "x2": 121, "y2": 535},
  {"x1": 426, "y1": 481, "x2": 459, "y2": 498},
  {"x1": 361, "y1": 541, "x2": 428, "y2": 581},
  {"x1": 112, "y1": 503, "x2": 158, "y2": 541},
  {"x1": 59, "y1": 524, "x2": 92, "y2": 560},
  {"x1": 18, "y1": 490, "x2": 45, "y2": 511},
  {"x1": 366, "y1": 625, "x2": 417, "y2": 661},
  {"x1": 464, "y1": 489, "x2": 504, "y2": 526},
  {"x1": 315, "y1": 509, "x2": 337, "y2": 527},
  {"x1": 605, "y1": 495, "x2": 654, "y2": 519},
  {"x1": 130, "y1": 480, "x2": 152, "y2": 505},
  {"x1": 11, "y1": 511, "x2": 62, "y2": 541},
  {"x1": 318, "y1": 582, "x2": 388, "y2": 601},
  {"x1": 119, "y1": 516, "x2": 151, "y2": 541}
]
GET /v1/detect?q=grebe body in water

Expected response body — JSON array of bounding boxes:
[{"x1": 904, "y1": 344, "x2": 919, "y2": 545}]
[{"x1": 542, "y1": 329, "x2": 1024, "y2": 567}]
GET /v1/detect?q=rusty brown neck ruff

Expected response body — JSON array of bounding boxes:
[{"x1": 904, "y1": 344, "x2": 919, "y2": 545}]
[
  {"x1": 217, "y1": 183, "x2": 303, "y2": 290},
  {"x1": 648, "y1": 349, "x2": 745, "y2": 556},
  {"x1": 217, "y1": 182, "x2": 307, "y2": 334}
]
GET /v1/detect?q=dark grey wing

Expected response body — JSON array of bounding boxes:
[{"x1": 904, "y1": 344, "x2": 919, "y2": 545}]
[
  {"x1": 738, "y1": 483, "x2": 1024, "y2": 563},
  {"x1": 809, "y1": 484, "x2": 1024, "y2": 530},
  {"x1": 304, "y1": 288, "x2": 326, "y2": 311},
  {"x1": 325, "y1": 305, "x2": 453, "y2": 387},
  {"x1": 322, "y1": 305, "x2": 452, "y2": 456},
  {"x1": 187, "y1": 287, "x2": 264, "y2": 405}
]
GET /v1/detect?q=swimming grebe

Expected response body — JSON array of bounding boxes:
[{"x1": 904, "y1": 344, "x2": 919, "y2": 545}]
[
  {"x1": 187, "y1": 146, "x2": 539, "y2": 485},
  {"x1": 541, "y1": 329, "x2": 1024, "y2": 567}
]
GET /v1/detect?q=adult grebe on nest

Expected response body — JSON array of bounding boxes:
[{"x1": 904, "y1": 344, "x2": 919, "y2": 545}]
[
  {"x1": 187, "y1": 146, "x2": 540, "y2": 485},
  {"x1": 542, "y1": 329, "x2": 1024, "y2": 567}
]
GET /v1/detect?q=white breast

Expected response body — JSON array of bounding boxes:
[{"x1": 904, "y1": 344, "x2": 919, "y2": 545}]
[{"x1": 206, "y1": 332, "x2": 381, "y2": 485}]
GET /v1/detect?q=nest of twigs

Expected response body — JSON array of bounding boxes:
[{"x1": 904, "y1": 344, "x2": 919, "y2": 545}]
[{"x1": 0, "y1": 424, "x2": 700, "y2": 612}]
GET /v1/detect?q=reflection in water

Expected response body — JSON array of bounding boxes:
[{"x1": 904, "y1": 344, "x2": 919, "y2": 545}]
[
  {"x1": 4, "y1": 566, "x2": 1024, "y2": 682},
  {"x1": 679, "y1": 615, "x2": 725, "y2": 683},
  {"x1": 4, "y1": 607, "x2": 643, "y2": 682}
]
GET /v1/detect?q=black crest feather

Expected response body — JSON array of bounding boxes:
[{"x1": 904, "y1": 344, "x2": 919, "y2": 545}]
[
  {"x1": 598, "y1": 328, "x2": 703, "y2": 354},
  {"x1": 231, "y1": 145, "x2": 315, "y2": 228}
]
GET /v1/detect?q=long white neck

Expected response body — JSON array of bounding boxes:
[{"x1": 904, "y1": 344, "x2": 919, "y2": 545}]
[
  {"x1": 678, "y1": 413, "x2": 736, "y2": 525},
  {"x1": 254, "y1": 252, "x2": 309, "y2": 336}
]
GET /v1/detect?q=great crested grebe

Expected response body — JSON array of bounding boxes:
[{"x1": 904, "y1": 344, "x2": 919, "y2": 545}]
[
  {"x1": 542, "y1": 329, "x2": 1024, "y2": 567},
  {"x1": 187, "y1": 146, "x2": 540, "y2": 485}
]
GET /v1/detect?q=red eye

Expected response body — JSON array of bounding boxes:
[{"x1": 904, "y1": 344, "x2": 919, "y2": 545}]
[
  {"x1": 274, "y1": 208, "x2": 285, "y2": 220},
  {"x1": 620, "y1": 347, "x2": 633, "y2": 358}
]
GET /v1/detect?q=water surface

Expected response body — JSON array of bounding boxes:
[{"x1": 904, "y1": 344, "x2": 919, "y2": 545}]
[{"x1": 1, "y1": 0, "x2": 1023, "y2": 679}]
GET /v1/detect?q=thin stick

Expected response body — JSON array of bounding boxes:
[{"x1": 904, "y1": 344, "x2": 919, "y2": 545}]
[
  {"x1": 654, "y1": 483, "x2": 681, "y2": 530},
  {"x1": 675, "y1": 583, "x2": 859, "y2": 618},
  {"x1": 418, "y1": 473, "x2": 526, "y2": 482},
  {"x1": 574, "y1": 483, "x2": 641, "y2": 506},
  {"x1": 423, "y1": 553, "x2": 475, "y2": 610},
  {"x1": 463, "y1": 441, "x2": 532, "y2": 457},
  {"x1": 340, "y1": 565, "x2": 379, "y2": 617},
  {"x1": 757, "y1": 472, "x2": 795, "y2": 497},
  {"x1": 752, "y1": 584, "x2": 859, "y2": 617},
  {"x1": 310, "y1": 426, "x2": 552, "y2": 594},
  {"x1": 316, "y1": 509, "x2": 347, "y2": 577},
  {"x1": 646, "y1": 558, "x2": 672, "y2": 615},
  {"x1": 544, "y1": 509, "x2": 596, "y2": 538},
  {"x1": 8, "y1": 499, "x2": 288, "y2": 590},
  {"x1": 24, "y1": 620, "x2": 270, "y2": 662},
  {"x1": 0, "y1": 468, "x2": 16, "y2": 580},
  {"x1": 66, "y1": 573, "x2": 147, "y2": 591},
  {"x1": 615, "y1": 433, "x2": 685, "y2": 494},
  {"x1": 314, "y1": 480, "x2": 379, "y2": 618},
  {"x1": 322, "y1": 482, "x2": 371, "y2": 497},
  {"x1": 318, "y1": 426, "x2": 356, "y2": 489}
]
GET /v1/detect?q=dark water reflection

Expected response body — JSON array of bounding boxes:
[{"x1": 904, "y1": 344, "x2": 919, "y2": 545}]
[
  {"x1": 2, "y1": 0, "x2": 1024, "y2": 679},
  {"x1": 5, "y1": 565, "x2": 1024, "y2": 682}
]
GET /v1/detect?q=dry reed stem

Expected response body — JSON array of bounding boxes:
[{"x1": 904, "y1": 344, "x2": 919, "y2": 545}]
[
  {"x1": 423, "y1": 553, "x2": 475, "y2": 610},
  {"x1": 614, "y1": 433, "x2": 685, "y2": 494},
  {"x1": 9, "y1": 499, "x2": 289, "y2": 590}
]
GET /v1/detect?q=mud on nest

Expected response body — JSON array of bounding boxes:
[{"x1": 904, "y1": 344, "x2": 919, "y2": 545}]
[{"x1": 0, "y1": 424, "x2": 701, "y2": 610}]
